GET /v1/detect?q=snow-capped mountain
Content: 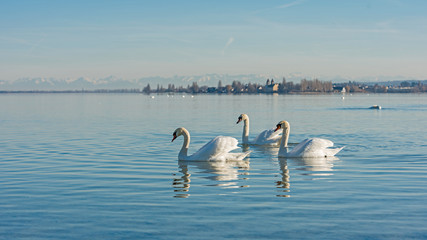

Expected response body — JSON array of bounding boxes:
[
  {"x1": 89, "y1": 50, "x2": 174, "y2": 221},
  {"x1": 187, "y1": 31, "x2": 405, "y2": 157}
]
[{"x1": 0, "y1": 74, "x2": 285, "y2": 91}]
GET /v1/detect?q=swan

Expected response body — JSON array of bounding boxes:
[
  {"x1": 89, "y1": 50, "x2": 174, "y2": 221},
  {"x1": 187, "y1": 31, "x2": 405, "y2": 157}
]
[
  {"x1": 275, "y1": 121, "x2": 344, "y2": 158},
  {"x1": 370, "y1": 105, "x2": 382, "y2": 109},
  {"x1": 236, "y1": 114, "x2": 281, "y2": 145},
  {"x1": 172, "y1": 127, "x2": 251, "y2": 161}
]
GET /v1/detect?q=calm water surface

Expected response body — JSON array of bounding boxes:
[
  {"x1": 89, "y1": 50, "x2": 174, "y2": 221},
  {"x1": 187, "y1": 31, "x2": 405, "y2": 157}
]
[{"x1": 1, "y1": 93, "x2": 426, "y2": 239}]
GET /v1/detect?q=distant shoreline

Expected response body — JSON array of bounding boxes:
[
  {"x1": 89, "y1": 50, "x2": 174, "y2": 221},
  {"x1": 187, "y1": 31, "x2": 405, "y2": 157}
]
[
  {"x1": 1, "y1": 90, "x2": 426, "y2": 95},
  {"x1": 2, "y1": 79, "x2": 425, "y2": 94}
]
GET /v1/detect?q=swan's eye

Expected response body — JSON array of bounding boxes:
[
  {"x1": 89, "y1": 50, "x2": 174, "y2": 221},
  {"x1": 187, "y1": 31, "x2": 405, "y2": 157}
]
[{"x1": 276, "y1": 124, "x2": 281, "y2": 129}]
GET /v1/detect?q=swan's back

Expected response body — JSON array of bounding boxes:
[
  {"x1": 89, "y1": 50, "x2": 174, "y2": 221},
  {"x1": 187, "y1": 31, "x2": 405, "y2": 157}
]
[
  {"x1": 251, "y1": 128, "x2": 282, "y2": 145},
  {"x1": 188, "y1": 136, "x2": 242, "y2": 161},
  {"x1": 288, "y1": 138, "x2": 343, "y2": 158}
]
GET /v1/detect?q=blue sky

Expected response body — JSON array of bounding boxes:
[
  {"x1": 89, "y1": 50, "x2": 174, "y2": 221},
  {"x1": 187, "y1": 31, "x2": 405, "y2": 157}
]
[{"x1": 1, "y1": 0, "x2": 427, "y2": 81}]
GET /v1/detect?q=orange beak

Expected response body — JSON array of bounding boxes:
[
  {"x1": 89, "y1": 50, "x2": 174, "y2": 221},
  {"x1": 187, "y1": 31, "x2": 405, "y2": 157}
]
[
  {"x1": 171, "y1": 133, "x2": 177, "y2": 142},
  {"x1": 274, "y1": 124, "x2": 281, "y2": 132}
]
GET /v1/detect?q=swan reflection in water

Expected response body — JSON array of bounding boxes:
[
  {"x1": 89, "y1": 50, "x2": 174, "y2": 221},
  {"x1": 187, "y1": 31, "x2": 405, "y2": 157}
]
[
  {"x1": 172, "y1": 149, "x2": 339, "y2": 198},
  {"x1": 276, "y1": 156, "x2": 340, "y2": 197},
  {"x1": 276, "y1": 158, "x2": 290, "y2": 198},
  {"x1": 289, "y1": 156, "x2": 339, "y2": 177},
  {"x1": 172, "y1": 159, "x2": 250, "y2": 198},
  {"x1": 241, "y1": 145, "x2": 334, "y2": 198}
]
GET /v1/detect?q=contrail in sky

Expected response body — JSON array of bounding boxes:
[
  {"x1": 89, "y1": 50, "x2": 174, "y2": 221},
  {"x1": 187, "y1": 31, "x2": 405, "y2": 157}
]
[
  {"x1": 222, "y1": 37, "x2": 234, "y2": 55},
  {"x1": 277, "y1": 0, "x2": 304, "y2": 9}
]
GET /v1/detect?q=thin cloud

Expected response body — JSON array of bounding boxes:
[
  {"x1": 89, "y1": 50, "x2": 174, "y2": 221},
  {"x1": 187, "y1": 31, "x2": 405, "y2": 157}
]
[
  {"x1": 225, "y1": 37, "x2": 234, "y2": 47},
  {"x1": 277, "y1": 0, "x2": 304, "y2": 9},
  {"x1": 222, "y1": 37, "x2": 234, "y2": 55},
  {"x1": 0, "y1": 35, "x2": 48, "y2": 54}
]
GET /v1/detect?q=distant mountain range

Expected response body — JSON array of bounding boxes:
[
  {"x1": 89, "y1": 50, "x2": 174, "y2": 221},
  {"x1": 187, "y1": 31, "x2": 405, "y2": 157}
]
[{"x1": 0, "y1": 74, "x2": 425, "y2": 91}]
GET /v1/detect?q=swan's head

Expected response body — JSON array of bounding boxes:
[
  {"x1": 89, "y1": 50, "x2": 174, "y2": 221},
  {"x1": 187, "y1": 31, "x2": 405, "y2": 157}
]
[
  {"x1": 236, "y1": 113, "x2": 248, "y2": 124},
  {"x1": 274, "y1": 120, "x2": 290, "y2": 132},
  {"x1": 172, "y1": 127, "x2": 185, "y2": 142}
]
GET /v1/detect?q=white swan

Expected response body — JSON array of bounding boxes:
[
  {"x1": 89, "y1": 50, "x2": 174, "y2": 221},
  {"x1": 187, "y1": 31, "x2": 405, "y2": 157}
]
[
  {"x1": 275, "y1": 121, "x2": 344, "y2": 158},
  {"x1": 172, "y1": 127, "x2": 251, "y2": 161},
  {"x1": 236, "y1": 114, "x2": 281, "y2": 145}
]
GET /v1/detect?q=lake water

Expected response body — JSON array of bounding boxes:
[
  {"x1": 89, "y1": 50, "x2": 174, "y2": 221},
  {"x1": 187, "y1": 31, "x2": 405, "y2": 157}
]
[{"x1": 1, "y1": 93, "x2": 426, "y2": 239}]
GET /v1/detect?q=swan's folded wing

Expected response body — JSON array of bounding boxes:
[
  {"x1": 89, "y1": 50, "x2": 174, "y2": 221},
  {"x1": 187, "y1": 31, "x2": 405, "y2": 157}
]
[
  {"x1": 265, "y1": 128, "x2": 282, "y2": 144},
  {"x1": 190, "y1": 136, "x2": 239, "y2": 160},
  {"x1": 309, "y1": 138, "x2": 334, "y2": 148},
  {"x1": 287, "y1": 138, "x2": 311, "y2": 157},
  {"x1": 310, "y1": 138, "x2": 344, "y2": 156},
  {"x1": 252, "y1": 128, "x2": 282, "y2": 145},
  {"x1": 266, "y1": 127, "x2": 282, "y2": 139},
  {"x1": 289, "y1": 138, "x2": 342, "y2": 158}
]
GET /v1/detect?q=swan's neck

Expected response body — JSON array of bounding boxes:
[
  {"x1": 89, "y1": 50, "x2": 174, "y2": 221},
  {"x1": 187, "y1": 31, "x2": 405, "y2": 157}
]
[
  {"x1": 179, "y1": 129, "x2": 190, "y2": 159},
  {"x1": 279, "y1": 126, "x2": 290, "y2": 156},
  {"x1": 242, "y1": 118, "x2": 249, "y2": 143}
]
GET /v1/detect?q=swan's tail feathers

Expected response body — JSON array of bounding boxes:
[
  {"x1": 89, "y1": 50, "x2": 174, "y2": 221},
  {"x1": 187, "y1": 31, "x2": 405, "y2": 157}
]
[{"x1": 326, "y1": 146, "x2": 345, "y2": 157}]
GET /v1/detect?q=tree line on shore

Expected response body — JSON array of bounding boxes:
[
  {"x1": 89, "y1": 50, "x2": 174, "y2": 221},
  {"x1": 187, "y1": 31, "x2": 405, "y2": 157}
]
[
  {"x1": 1, "y1": 78, "x2": 425, "y2": 94},
  {"x1": 142, "y1": 78, "x2": 427, "y2": 94},
  {"x1": 143, "y1": 78, "x2": 334, "y2": 94}
]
